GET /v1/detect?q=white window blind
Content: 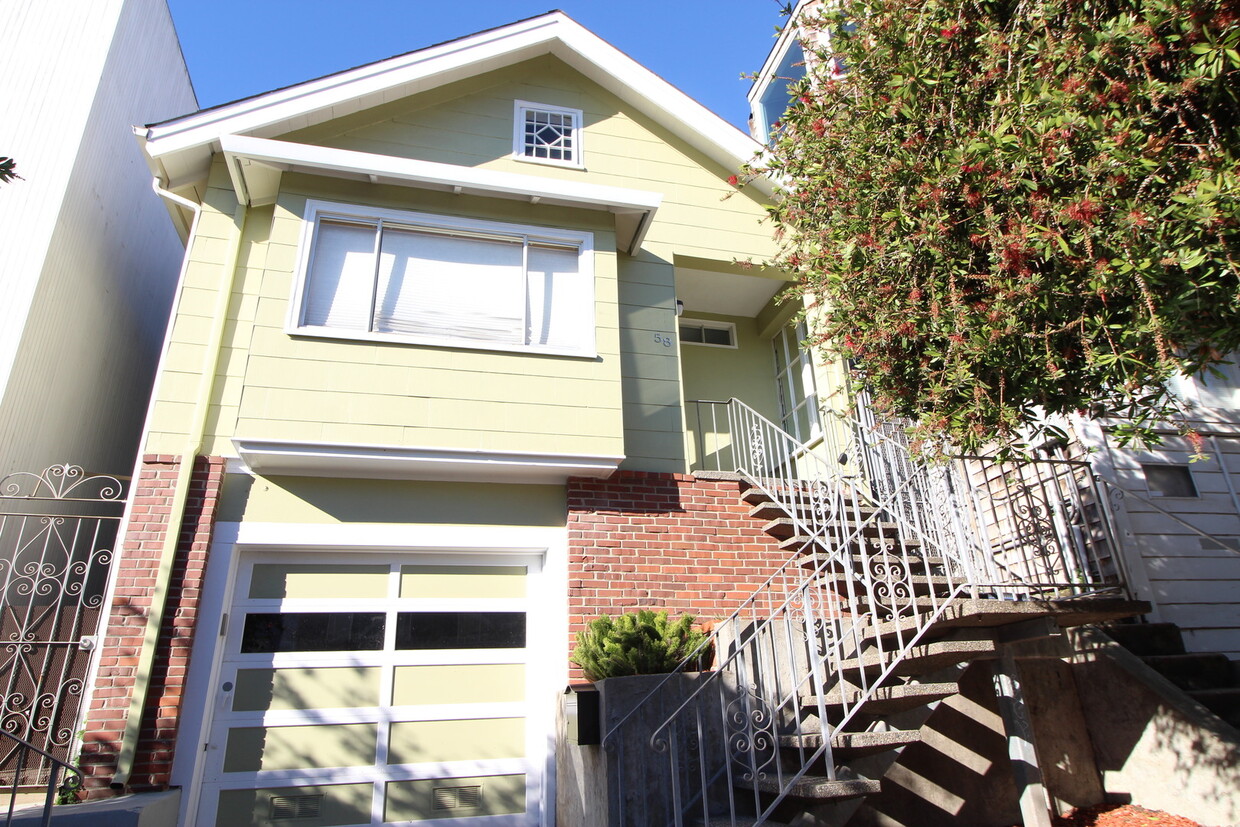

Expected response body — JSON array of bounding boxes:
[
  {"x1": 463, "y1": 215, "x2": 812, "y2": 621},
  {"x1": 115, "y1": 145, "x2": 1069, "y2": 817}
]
[{"x1": 294, "y1": 205, "x2": 594, "y2": 356}]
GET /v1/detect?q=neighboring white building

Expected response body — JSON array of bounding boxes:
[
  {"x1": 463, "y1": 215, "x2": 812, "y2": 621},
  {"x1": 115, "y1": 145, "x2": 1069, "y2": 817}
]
[{"x1": 0, "y1": 0, "x2": 196, "y2": 477}]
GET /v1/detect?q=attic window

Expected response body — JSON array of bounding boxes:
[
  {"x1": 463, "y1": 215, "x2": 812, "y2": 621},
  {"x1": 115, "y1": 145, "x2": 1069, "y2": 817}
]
[{"x1": 514, "y1": 101, "x2": 583, "y2": 168}]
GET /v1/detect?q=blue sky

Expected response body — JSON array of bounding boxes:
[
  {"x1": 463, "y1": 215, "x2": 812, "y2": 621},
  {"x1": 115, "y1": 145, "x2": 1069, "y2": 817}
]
[{"x1": 166, "y1": 1, "x2": 788, "y2": 132}]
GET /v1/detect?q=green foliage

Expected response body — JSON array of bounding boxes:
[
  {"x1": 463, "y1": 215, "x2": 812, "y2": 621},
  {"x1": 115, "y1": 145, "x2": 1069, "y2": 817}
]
[
  {"x1": 0, "y1": 157, "x2": 17, "y2": 184},
  {"x1": 747, "y1": 0, "x2": 1240, "y2": 453},
  {"x1": 570, "y1": 610, "x2": 710, "y2": 681}
]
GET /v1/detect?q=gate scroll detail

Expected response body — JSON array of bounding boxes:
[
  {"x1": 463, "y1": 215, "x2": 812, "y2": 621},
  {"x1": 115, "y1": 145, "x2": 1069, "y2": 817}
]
[{"x1": 0, "y1": 465, "x2": 125, "y2": 788}]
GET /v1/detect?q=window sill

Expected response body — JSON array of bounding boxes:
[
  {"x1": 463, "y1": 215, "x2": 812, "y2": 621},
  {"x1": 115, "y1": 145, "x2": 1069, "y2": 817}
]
[
  {"x1": 286, "y1": 325, "x2": 598, "y2": 360},
  {"x1": 512, "y1": 154, "x2": 586, "y2": 171}
]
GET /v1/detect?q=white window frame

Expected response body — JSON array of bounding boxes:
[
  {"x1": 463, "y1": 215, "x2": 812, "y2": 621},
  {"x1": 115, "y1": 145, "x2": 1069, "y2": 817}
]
[
  {"x1": 513, "y1": 100, "x2": 584, "y2": 169},
  {"x1": 678, "y1": 318, "x2": 737, "y2": 349},
  {"x1": 287, "y1": 200, "x2": 596, "y2": 358}
]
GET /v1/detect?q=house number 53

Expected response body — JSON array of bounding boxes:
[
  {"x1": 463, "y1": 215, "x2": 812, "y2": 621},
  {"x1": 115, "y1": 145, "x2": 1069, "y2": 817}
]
[{"x1": 654, "y1": 333, "x2": 673, "y2": 347}]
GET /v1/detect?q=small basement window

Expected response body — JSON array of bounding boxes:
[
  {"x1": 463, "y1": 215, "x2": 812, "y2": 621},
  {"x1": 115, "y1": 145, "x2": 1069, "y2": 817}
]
[
  {"x1": 679, "y1": 320, "x2": 736, "y2": 348},
  {"x1": 1141, "y1": 464, "x2": 1198, "y2": 498},
  {"x1": 514, "y1": 101, "x2": 583, "y2": 167}
]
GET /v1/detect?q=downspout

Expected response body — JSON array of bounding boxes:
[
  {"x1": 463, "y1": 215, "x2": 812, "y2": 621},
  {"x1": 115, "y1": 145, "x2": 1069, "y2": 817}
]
[{"x1": 112, "y1": 179, "x2": 247, "y2": 789}]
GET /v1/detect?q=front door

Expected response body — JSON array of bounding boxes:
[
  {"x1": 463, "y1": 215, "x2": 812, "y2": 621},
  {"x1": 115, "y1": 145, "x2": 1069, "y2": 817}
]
[{"x1": 194, "y1": 552, "x2": 542, "y2": 826}]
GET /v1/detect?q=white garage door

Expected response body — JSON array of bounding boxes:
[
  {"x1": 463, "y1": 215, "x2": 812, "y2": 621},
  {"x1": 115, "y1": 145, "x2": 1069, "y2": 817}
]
[{"x1": 194, "y1": 553, "x2": 542, "y2": 826}]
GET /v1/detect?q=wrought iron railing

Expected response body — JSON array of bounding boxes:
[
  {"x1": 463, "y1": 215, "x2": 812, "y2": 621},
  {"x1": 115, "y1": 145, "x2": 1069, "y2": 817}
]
[
  {"x1": 0, "y1": 465, "x2": 124, "y2": 795},
  {"x1": 603, "y1": 399, "x2": 1123, "y2": 826},
  {"x1": 1, "y1": 729, "x2": 81, "y2": 827}
]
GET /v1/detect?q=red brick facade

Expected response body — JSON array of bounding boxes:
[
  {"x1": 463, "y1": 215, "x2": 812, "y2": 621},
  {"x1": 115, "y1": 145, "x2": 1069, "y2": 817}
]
[
  {"x1": 567, "y1": 471, "x2": 790, "y2": 678},
  {"x1": 80, "y1": 454, "x2": 224, "y2": 796}
]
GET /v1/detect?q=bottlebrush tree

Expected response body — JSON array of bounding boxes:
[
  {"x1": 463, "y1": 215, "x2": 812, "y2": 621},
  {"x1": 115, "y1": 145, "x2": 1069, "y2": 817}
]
[{"x1": 745, "y1": 0, "x2": 1240, "y2": 453}]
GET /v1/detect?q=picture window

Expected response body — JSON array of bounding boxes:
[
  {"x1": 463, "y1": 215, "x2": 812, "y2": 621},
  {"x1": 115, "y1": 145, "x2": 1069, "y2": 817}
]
[{"x1": 290, "y1": 201, "x2": 595, "y2": 357}]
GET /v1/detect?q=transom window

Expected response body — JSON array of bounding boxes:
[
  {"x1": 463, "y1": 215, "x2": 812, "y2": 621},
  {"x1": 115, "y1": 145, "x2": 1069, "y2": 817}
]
[
  {"x1": 290, "y1": 201, "x2": 595, "y2": 356},
  {"x1": 679, "y1": 319, "x2": 736, "y2": 348},
  {"x1": 514, "y1": 100, "x2": 583, "y2": 167}
]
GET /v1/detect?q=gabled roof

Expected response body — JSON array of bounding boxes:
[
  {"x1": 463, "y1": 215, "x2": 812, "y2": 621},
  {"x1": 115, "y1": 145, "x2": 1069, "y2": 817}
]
[{"x1": 139, "y1": 11, "x2": 769, "y2": 200}]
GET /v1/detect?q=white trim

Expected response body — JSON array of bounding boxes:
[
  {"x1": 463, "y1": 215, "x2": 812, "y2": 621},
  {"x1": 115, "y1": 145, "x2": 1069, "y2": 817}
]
[
  {"x1": 220, "y1": 135, "x2": 659, "y2": 254},
  {"x1": 513, "y1": 100, "x2": 584, "y2": 169},
  {"x1": 142, "y1": 13, "x2": 769, "y2": 195},
  {"x1": 232, "y1": 438, "x2": 623, "y2": 484}
]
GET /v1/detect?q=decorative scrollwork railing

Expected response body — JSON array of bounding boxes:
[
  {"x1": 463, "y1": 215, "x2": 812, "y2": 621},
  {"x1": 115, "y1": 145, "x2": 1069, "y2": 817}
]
[
  {"x1": 0, "y1": 465, "x2": 125, "y2": 793},
  {"x1": 604, "y1": 401, "x2": 1124, "y2": 826}
]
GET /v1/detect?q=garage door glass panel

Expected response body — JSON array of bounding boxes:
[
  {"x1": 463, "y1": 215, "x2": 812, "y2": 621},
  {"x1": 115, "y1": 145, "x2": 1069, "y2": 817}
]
[
  {"x1": 400, "y1": 565, "x2": 527, "y2": 598},
  {"x1": 384, "y1": 775, "x2": 526, "y2": 823},
  {"x1": 240, "y1": 612, "x2": 385, "y2": 653},
  {"x1": 391, "y1": 664, "x2": 525, "y2": 706},
  {"x1": 387, "y1": 718, "x2": 525, "y2": 764},
  {"x1": 223, "y1": 723, "x2": 379, "y2": 772},
  {"x1": 233, "y1": 667, "x2": 382, "y2": 712},
  {"x1": 394, "y1": 612, "x2": 525, "y2": 649},
  {"x1": 217, "y1": 783, "x2": 372, "y2": 827},
  {"x1": 249, "y1": 563, "x2": 389, "y2": 599}
]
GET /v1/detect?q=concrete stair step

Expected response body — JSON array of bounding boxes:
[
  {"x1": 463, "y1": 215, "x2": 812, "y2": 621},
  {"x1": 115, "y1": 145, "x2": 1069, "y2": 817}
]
[
  {"x1": 1103, "y1": 622, "x2": 1187, "y2": 656},
  {"x1": 781, "y1": 534, "x2": 924, "y2": 555},
  {"x1": 762, "y1": 516, "x2": 904, "y2": 541},
  {"x1": 1187, "y1": 687, "x2": 1240, "y2": 729},
  {"x1": 838, "y1": 639, "x2": 996, "y2": 678},
  {"x1": 736, "y1": 774, "x2": 881, "y2": 802},
  {"x1": 1141, "y1": 653, "x2": 1235, "y2": 691},
  {"x1": 779, "y1": 728, "x2": 921, "y2": 759},
  {"x1": 815, "y1": 572, "x2": 957, "y2": 597},
  {"x1": 748, "y1": 500, "x2": 880, "y2": 523},
  {"x1": 803, "y1": 681, "x2": 958, "y2": 714}
]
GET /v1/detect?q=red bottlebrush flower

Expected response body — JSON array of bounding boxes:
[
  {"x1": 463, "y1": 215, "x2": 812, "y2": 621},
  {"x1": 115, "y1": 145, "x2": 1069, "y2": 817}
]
[
  {"x1": 727, "y1": 175, "x2": 739, "y2": 187},
  {"x1": 811, "y1": 118, "x2": 827, "y2": 137},
  {"x1": 1063, "y1": 198, "x2": 1102, "y2": 225},
  {"x1": 965, "y1": 188, "x2": 983, "y2": 207}
]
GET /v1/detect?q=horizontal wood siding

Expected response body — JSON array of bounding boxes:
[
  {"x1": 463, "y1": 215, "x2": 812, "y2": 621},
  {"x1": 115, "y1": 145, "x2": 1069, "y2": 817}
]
[
  {"x1": 147, "y1": 163, "x2": 625, "y2": 459},
  {"x1": 1106, "y1": 432, "x2": 1240, "y2": 657}
]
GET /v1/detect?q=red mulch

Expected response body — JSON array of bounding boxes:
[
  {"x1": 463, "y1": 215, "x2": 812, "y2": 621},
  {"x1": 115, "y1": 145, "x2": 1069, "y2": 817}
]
[{"x1": 1050, "y1": 804, "x2": 1202, "y2": 827}]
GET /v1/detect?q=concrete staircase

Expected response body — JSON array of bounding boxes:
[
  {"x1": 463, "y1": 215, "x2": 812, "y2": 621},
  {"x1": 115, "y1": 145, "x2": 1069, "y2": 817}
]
[
  {"x1": 1104, "y1": 622, "x2": 1240, "y2": 729},
  {"x1": 725, "y1": 485, "x2": 1145, "y2": 826}
]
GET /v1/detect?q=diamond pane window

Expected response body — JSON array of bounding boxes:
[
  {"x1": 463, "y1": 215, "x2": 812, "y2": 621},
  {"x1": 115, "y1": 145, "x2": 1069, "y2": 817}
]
[{"x1": 514, "y1": 101, "x2": 582, "y2": 167}]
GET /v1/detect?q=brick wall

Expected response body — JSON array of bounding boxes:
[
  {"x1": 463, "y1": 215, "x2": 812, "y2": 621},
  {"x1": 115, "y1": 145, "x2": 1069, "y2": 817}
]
[
  {"x1": 80, "y1": 454, "x2": 224, "y2": 796},
  {"x1": 567, "y1": 471, "x2": 790, "y2": 678}
]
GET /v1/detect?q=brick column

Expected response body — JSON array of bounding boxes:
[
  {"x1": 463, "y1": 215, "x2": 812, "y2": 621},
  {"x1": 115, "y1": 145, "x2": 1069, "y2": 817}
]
[
  {"x1": 566, "y1": 471, "x2": 790, "y2": 680},
  {"x1": 80, "y1": 454, "x2": 224, "y2": 796}
]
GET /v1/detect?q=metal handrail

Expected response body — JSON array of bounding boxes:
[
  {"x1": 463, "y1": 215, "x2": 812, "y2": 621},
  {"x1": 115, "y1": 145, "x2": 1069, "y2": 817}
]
[
  {"x1": 603, "y1": 398, "x2": 1125, "y2": 826},
  {"x1": 1, "y1": 729, "x2": 81, "y2": 827}
]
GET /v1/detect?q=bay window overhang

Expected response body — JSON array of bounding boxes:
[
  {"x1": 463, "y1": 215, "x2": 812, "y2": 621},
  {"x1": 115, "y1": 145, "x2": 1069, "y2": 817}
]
[{"x1": 216, "y1": 135, "x2": 662, "y2": 254}]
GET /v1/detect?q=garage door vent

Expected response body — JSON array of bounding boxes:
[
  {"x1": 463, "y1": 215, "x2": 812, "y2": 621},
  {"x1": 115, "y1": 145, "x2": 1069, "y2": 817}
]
[
  {"x1": 434, "y1": 785, "x2": 482, "y2": 810},
  {"x1": 270, "y1": 794, "x2": 323, "y2": 820}
]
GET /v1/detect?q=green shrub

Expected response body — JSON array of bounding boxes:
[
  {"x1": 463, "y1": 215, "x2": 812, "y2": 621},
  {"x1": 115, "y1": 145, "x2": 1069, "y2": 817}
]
[{"x1": 571, "y1": 610, "x2": 711, "y2": 681}]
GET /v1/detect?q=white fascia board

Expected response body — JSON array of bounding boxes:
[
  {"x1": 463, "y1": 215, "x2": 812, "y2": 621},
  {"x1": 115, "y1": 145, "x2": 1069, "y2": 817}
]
[
  {"x1": 142, "y1": 15, "x2": 566, "y2": 159},
  {"x1": 544, "y1": 25, "x2": 770, "y2": 190},
  {"x1": 140, "y1": 13, "x2": 772, "y2": 196},
  {"x1": 220, "y1": 135, "x2": 662, "y2": 252},
  {"x1": 232, "y1": 437, "x2": 624, "y2": 484}
]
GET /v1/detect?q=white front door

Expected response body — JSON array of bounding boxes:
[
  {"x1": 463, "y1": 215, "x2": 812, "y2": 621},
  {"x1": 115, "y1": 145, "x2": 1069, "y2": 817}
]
[{"x1": 194, "y1": 552, "x2": 543, "y2": 827}]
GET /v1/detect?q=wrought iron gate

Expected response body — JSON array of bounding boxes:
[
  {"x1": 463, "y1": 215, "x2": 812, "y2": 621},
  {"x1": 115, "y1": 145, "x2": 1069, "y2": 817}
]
[{"x1": 0, "y1": 465, "x2": 125, "y2": 787}]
